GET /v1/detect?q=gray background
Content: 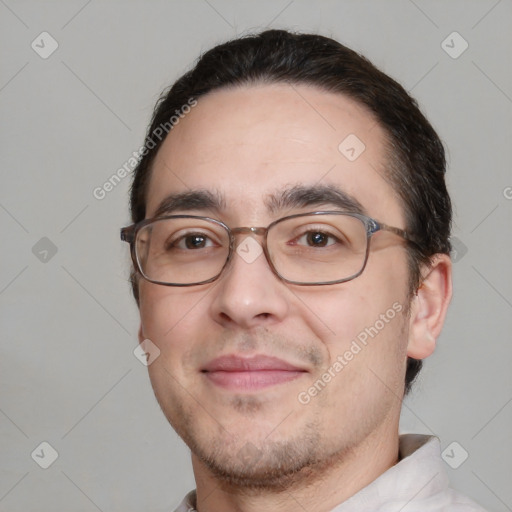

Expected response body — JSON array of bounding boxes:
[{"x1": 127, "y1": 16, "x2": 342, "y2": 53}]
[{"x1": 1, "y1": 0, "x2": 511, "y2": 511}]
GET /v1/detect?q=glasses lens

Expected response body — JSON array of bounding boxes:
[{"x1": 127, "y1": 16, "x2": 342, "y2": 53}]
[
  {"x1": 135, "y1": 217, "x2": 229, "y2": 285},
  {"x1": 267, "y1": 214, "x2": 368, "y2": 284}
]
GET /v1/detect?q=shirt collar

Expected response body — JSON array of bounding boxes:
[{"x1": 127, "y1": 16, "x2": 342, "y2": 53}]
[{"x1": 330, "y1": 434, "x2": 447, "y2": 511}]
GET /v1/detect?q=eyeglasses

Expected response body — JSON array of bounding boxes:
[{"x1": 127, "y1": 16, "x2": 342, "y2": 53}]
[{"x1": 120, "y1": 211, "x2": 420, "y2": 287}]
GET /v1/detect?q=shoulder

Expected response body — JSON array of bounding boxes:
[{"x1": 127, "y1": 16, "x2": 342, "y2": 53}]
[{"x1": 440, "y1": 488, "x2": 489, "y2": 511}]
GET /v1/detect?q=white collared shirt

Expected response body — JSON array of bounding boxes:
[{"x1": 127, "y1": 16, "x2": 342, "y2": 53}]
[{"x1": 173, "y1": 434, "x2": 488, "y2": 512}]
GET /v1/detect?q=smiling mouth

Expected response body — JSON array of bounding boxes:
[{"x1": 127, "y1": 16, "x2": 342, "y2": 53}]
[{"x1": 202, "y1": 354, "x2": 308, "y2": 391}]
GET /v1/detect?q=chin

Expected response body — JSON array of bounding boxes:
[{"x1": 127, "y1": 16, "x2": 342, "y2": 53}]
[{"x1": 198, "y1": 438, "x2": 322, "y2": 490}]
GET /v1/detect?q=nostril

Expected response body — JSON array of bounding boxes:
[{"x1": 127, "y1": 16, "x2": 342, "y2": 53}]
[{"x1": 219, "y1": 312, "x2": 232, "y2": 323}]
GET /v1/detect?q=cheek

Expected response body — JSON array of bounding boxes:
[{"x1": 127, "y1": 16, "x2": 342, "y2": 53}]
[
  {"x1": 139, "y1": 283, "x2": 210, "y2": 354},
  {"x1": 305, "y1": 289, "x2": 409, "y2": 409},
  {"x1": 299, "y1": 284, "x2": 407, "y2": 347},
  {"x1": 139, "y1": 286, "x2": 213, "y2": 410},
  {"x1": 296, "y1": 251, "x2": 411, "y2": 382}
]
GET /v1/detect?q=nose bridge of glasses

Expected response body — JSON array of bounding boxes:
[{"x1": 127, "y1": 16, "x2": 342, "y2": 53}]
[{"x1": 230, "y1": 226, "x2": 267, "y2": 237}]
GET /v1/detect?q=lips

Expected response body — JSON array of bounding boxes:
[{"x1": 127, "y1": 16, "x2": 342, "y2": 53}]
[{"x1": 202, "y1": 355, "x2": 307, "y2": 391}]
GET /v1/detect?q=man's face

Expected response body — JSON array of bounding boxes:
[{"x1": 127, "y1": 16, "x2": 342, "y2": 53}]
[{"x1": 138, "y1": 84, "x2": 415, "y2": 486}]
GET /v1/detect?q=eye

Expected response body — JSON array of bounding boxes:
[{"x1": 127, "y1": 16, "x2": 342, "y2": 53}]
[
  {"x1": 166, "y1": 232, "x2": 216, "y2": 250},
  {"x1": 295, "y1": 230, "x2": 340, "y2": 248}
]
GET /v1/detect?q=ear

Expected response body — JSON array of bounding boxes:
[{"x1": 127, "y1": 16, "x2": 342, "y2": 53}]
[{"x1": 407, "y1": 254, "x2": 452, "y2": 359}]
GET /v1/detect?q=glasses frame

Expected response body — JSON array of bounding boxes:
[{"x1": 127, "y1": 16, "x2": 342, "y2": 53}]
[{"x1": 120, "y1": 211, "x2": 421, "y2": 287}]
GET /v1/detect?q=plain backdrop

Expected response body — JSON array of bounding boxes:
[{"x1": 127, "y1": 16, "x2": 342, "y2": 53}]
[{"x1": 1, "y1": 1, "x2": 511, "y2": 511}]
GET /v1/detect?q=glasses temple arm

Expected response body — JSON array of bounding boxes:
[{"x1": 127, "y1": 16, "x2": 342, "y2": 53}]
[
  {"x1": 120, "y1": 226, "x2": 136, "y2": 243},
  {"x1": 377, "y1": 223, "x2": 422, "y2": 248}
]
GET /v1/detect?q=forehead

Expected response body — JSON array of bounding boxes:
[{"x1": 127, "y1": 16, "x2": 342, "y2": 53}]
[{"x1": 145, "y1": 83, "x2": 404, "y2": 225}]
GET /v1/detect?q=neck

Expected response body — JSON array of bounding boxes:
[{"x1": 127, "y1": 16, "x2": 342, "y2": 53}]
[{"x1": 191, "y1": 422, "x2": 400, "y2": 512}]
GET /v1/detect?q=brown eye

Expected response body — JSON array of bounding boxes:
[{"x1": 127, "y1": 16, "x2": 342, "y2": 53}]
[
  {"x1": 184, "y1": 234, "x2": 208, "y2": 249},
  {"x1": 295, "y1": 230, "x2": 339, "y2": 248},
  {"x1": 166, "y1": 232, "x2": 216, "y2": 251},
  {"x1": 305, "y1": 232, "x2": 330, "y2": 247}
]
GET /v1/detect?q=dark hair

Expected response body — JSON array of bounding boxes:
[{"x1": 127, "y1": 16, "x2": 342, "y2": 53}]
[{"x1": 129, "y1": 29, "x2": 452, "y2": 394}]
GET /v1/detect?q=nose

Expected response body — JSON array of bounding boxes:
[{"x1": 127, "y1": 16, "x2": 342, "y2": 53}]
[{"x1": 209, "y1": 235, "x2": 289, "y2": 329}]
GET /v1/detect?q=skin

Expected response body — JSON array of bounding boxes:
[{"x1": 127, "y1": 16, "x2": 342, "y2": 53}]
[{"x1": 137, "y1": 83, "x2": 452, "y2": 512}]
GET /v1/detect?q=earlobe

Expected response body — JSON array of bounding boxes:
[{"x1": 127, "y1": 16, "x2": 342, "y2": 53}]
[{"x1": 407, "y1": 254, "x2": 452, "y2": 360}]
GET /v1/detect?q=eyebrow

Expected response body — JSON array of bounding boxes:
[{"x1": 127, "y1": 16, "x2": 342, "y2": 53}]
[
  {"x1": 152, "y1": 189, "x2": 226, "y2": 218},
  {"x1": 151, "y1": 184, "x2": 366, "y2": 219},
  {"x1": 265, "y1": 184, "x2": 366, "y2": 216}
]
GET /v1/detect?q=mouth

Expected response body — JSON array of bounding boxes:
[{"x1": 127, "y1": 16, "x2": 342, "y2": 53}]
[{"x1": 201, "y1": 354, "x2": 308, "y2": 391}]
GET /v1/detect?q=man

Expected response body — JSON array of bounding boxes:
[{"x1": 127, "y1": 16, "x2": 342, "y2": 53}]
[{"x1": 121, "y1": 30, "x2": 487, "y2": 511}]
